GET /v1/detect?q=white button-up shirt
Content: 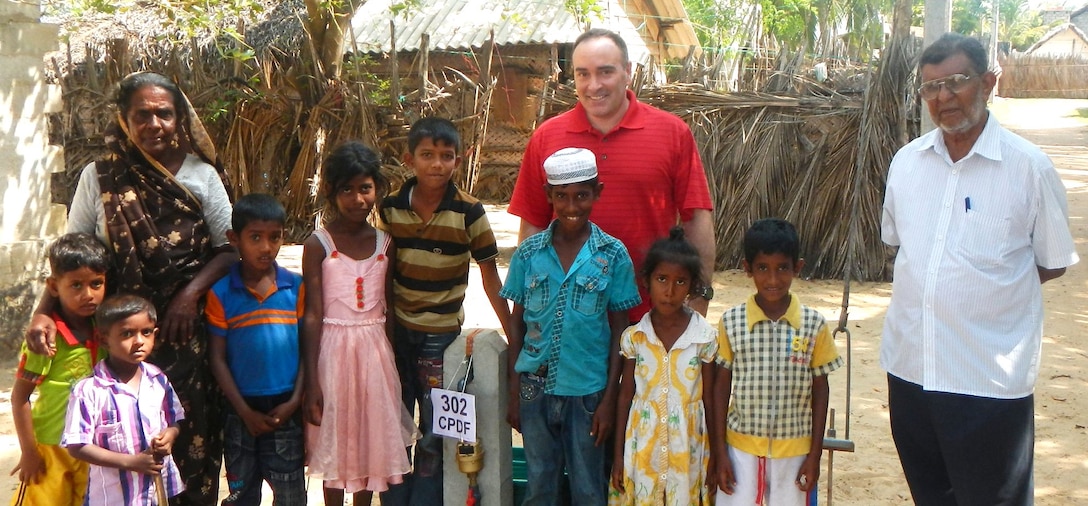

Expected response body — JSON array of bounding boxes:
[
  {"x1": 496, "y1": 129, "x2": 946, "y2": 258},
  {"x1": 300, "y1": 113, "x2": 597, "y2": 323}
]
[{"x1": 880, "y1": 113, "x2": 1078, "y2": 398}]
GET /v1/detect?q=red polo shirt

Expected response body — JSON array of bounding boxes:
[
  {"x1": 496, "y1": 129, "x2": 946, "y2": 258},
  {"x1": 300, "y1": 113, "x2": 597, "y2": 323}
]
[{"x1": 509, "y1": 90, "x2": 713, "y2": 320}]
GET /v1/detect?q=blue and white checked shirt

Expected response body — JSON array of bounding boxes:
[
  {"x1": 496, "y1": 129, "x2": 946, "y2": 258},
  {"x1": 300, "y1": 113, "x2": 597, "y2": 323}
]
[{"x1": 502, "y1": 221, "x2": 641, "y2": 396}]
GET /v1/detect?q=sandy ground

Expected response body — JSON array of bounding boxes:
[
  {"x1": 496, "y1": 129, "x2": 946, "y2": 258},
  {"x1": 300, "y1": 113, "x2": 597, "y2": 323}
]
[{"x1": 0, "y1": 97, "x2": 1084, "y2": 505}]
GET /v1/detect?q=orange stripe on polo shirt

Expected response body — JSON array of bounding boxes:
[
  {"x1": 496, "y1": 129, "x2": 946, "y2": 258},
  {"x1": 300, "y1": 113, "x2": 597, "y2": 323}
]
[
  {"x1": 225, "y1": 308, "x2": 297, "y2": 326},
  {"x1": 230, "y1": 317, "x2": 300, "y2": 328}
]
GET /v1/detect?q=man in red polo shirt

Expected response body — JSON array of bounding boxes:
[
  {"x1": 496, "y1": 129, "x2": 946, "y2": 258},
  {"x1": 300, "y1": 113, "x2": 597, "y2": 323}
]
[{"x1": 509, "y1": 28, "x2": 716, "y2": 321}]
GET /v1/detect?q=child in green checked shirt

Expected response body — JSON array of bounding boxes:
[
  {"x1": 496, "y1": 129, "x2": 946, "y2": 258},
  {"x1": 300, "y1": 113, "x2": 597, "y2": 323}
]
[{"x1": 712, "y1": 218, "x2": 843, "y2": 506}]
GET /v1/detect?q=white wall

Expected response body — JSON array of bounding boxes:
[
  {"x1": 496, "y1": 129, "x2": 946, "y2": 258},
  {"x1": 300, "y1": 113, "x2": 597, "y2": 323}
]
[
  {"x1": 0, "y1": 0, "x2": 66, "y2": 356},
  {"x1": 1031, "y1": 29, "x2": 1088, "y2": 57}
]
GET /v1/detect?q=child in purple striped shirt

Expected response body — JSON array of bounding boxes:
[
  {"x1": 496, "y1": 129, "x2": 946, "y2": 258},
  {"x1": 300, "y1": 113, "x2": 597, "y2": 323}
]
[{"x1": 62, "y1": 294, "x2": 185, "y2": 505}]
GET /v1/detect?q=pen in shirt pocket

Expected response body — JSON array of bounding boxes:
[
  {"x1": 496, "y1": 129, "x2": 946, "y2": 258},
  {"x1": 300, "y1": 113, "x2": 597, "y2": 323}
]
[{"x1": 965, "y1": 197, "x2": 971, "y2": 213}]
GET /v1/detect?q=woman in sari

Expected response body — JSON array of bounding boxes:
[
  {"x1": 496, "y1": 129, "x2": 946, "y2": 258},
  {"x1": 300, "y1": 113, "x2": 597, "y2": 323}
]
[{"x1": 26, "y1": 71, "x2": 234, "y2": 505}]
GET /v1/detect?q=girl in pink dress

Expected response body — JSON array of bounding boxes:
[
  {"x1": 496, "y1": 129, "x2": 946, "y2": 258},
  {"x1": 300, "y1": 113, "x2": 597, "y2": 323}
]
[{"x1": 302, "y1": 141, "x2": 418, "y2": 506}]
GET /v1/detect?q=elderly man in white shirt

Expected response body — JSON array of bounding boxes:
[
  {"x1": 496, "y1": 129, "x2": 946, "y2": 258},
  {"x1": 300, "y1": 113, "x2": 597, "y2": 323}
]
[{"x1": 881, "y1": 33, "x2": 1079, "y2": 505}]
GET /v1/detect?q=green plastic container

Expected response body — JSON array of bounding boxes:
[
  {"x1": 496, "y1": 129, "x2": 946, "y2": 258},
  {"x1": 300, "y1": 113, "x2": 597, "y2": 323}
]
[{"x1": 512, "y1": 446, "x2": 528, "y2": 504}]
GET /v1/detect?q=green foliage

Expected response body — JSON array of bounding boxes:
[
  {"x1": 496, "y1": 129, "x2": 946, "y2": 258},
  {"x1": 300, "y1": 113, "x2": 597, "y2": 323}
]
[
  {"x1": 217, "y1": 46, "x2": 257, "y2": 64},
  {"x1": 203, "y1": 78, "x2": 261, "y2": 124},
  {"x1": 999, "y1": 0, "x2": 1052, "y2": 50},
  {"x1": 840, "y1": 0, "x2": 886, "y2": 60},
  {"x1": 45, "y1": 0, "x2": 265, "y2": 44},
  {"x1": 760, "y1": 0, "x2": 817, "y2": 49},
  {"x1": 951, "y1": 0, "x2": 987, "y2": 36},
  {"x1": 389, "y1": 0, "x2": 423, "y2": 19},
  {"x1": 48, "y1": 0, "x2": 272, "y2": 120},
  {"x1": 685, "y1": 0, "x2": 749, "y2": 48},
  {"x1": 684, "y1": 0, "x2": 888, "y2": 58},
  {"x1": 65, "y1": 0, "x2": 118, "y2": 16},
  {"x1": 158, "y1": 0, "x2": 265, "y2": 44},
  {"x1": 945, "y1": 0, "x2": 1056, "y2": 51},
  {"x1": 343, "y1": 53, "x2": 393, "y2": 106},
  {"x1": 565, "y1": 0, "x2": 604, "y2": 30},
  {"x1": 1010, "y1": 19, "x2": 1055, "y2": 51}
]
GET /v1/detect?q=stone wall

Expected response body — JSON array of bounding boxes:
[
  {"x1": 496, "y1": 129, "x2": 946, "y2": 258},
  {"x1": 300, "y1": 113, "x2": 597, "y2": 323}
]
[{"x1": 0, "y1": 0, "x2": 66, "y2": 357}]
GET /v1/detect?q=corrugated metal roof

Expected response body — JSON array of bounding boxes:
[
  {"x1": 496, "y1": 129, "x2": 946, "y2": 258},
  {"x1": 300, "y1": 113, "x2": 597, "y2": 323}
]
[
  {"x1": 346, "y1": 0, "x2": 586, "y2": 53},
  {"x1": 345, "y1": 0, "x2": 702, "y2": 61}
]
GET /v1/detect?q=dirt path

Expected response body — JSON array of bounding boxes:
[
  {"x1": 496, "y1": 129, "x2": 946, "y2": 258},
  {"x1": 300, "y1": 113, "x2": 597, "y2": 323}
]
[{"x1": 0, "y1": 98, "x2": 1083, "y2": 505}]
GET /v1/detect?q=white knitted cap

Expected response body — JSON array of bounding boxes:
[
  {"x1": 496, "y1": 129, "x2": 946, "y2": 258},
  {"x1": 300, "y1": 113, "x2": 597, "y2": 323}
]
[{"x1": 543, "y1": 147, "x2": 598, "y2": 185}]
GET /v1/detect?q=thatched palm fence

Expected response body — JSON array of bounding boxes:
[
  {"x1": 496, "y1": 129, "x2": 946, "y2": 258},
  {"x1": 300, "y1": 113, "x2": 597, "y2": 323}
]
[
  {"x1": 49, "y1": 35, "x2": 495, "y2": 241},
  {"x1": 997, "y1": 52, "x2": 1088, "y2": 99},
  {"x1": 645, "y1": 33, "x2": 915, "y2": 282},
  {"x1": 213, "y1": 68, "x2": 495, "y2": 239},
  {"x1": 645, "y1": 87, "x2": 889, "y2": 280}
]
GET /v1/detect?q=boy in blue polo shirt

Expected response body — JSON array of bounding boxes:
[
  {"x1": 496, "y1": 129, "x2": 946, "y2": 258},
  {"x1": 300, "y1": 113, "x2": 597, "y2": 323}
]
[
  {"x1": 206, "y1": 193, "x2": 305, "y2": 506},
  {"x1": 501, "y1": 148, "x2": 641, "y2": 505}
]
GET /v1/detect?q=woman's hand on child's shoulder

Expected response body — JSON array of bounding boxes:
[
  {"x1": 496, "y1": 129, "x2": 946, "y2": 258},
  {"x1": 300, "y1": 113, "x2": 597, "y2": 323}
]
[{"x1": 24, "y1": 313, "x2": 57, "y2": 357}]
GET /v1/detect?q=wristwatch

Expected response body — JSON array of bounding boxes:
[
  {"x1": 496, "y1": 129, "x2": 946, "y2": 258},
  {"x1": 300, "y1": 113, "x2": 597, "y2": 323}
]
[{"x1": 694, "y1": 285, "x2": 714, "y2": 300}]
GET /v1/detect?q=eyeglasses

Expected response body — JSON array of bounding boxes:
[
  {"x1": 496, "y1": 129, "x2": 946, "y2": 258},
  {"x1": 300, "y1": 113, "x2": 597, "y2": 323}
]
[{"x1": 919, "y1": 74, "x2": 976, "y2": 100}]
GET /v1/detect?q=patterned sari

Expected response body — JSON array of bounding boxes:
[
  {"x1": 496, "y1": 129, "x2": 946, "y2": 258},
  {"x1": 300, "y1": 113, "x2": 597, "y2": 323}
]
[{"x1": 95, "y1": 89, "x2": 231, "y2": 505}]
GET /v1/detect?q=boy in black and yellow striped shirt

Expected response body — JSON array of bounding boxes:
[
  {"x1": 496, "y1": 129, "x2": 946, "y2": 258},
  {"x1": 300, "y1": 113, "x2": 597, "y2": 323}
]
[{"x1": 378, "y1": 117, "x2": 511, "y2": 506}]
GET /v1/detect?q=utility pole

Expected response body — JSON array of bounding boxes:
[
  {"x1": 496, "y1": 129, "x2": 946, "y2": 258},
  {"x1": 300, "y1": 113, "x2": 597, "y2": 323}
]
[{"x1": 922, "y1": 0, "x2": 952, "y2": 133}]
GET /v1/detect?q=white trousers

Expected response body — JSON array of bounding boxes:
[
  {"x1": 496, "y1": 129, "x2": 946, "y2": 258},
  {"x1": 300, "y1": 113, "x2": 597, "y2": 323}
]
[{"x1": 715, "y1": 446, "x2": 810, "y2": 506}]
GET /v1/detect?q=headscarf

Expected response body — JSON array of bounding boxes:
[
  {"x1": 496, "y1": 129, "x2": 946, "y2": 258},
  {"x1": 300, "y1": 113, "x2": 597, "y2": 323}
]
[{"x1": 96, "y1": 72, "x2": 232, "y2": 311}]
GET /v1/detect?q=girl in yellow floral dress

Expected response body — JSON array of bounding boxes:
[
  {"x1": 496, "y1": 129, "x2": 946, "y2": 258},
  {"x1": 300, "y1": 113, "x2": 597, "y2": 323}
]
[{"x1": 609, "y1": 227, "x2": 718, "y2": 506}]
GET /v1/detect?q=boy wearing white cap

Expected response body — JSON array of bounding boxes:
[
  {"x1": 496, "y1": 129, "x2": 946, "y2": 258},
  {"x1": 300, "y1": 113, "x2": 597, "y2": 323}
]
[{"x1": 500, "y1": 147, "x2": 641, "y2": 505}]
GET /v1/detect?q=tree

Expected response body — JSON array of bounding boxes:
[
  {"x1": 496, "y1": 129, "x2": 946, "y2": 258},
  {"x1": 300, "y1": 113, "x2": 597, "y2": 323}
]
[
  {"x1": 996, "y1": 0, "x2": 1052, "y2": 50},
  {"x1": 837, "y1": 0, "x2": 890, "y2": 61},
  {"x1": 759, "y1": 0, "x2": 818, "y2": 51},
  {"x1": 945, "y1": 0, "x2": 1059, "y2": 50},
  {"x1": 952, "y1": 0, "x2": 988, "y2": 37},
  {"x1": 565, "y1": 0, "x2": 605, "y2": 31},
  {"x1": 303, "y1": 0, "x2": 365, "y2": 80},
  {"x1": 686, "y1": 0, "x2": 750, "y2": 48},
  {"x1": 46, "y1": 0, "x2": 264, "y2": 45},
  {"x1": 47, "y1": 0, "x2": 361, "y2": 82},
  {"x1": 684, "y1": 0, "x2": 890, "y2": 60}
]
